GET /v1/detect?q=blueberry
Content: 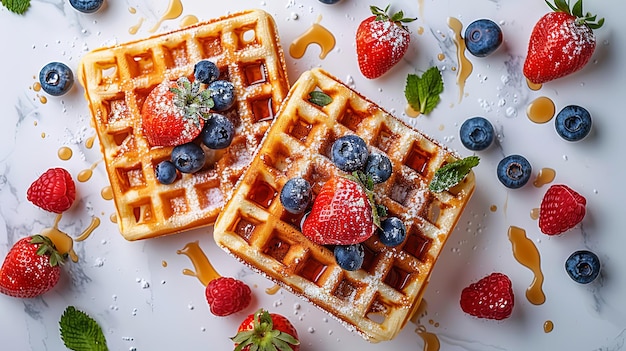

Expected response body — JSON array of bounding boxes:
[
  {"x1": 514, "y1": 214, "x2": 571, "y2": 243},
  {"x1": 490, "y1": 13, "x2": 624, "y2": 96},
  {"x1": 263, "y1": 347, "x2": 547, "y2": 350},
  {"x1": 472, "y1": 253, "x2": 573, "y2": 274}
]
[
  {"x1": 555, "y1": 105, "x2": 592, "y2": 142},
  {"x1": 201, "y1": 113, "x2": 234, "y2": 149},
  {"x1": 69, "y1": 0, "x2": 104, "y2": 13},
  {"x1": 208, "y1": 80, "x2": 236, "y2": 111},
  {"x1": 39, "y1": 62, "x2": 74, "y2": 96},
  {"x1": 331, "y1": 134, "x2": 369, "y2": 172},
  {"x1": 171, "y1": 143, "x2": 206, "y2": 173},
  {"x1": 464, "y1": 19, "x2": 503, "y2": 57},
  {"x1": 318, "y1": 0, "x2": 341, "y2": 3},
  {"x1": 194, "y1": 60, "x2": 220, "y2": 85},
  {"x1": 280, "y1": 177, "x2": 312, "y2": 214},
  {"x1": 379, "y1": 217, "x2": 406, "y2": 247},
  {"x1": 334, "y1": 244, "x2": 364, "y2": 271},
  {"x1": 155, "y1": 160, "x2": 178, "y2": 184},
  {"x1": 364, "y1": 153, "x2": 392, "y2": 183},
  {"x1": 459, "y1": 117, "x2": 494, "y2": 151},
  {"x1": 565, "y1": 250, "x2": 600, "y2": 284},
  {"x1": 497, "y1": 154, "x2": 532, "y2": 189}
]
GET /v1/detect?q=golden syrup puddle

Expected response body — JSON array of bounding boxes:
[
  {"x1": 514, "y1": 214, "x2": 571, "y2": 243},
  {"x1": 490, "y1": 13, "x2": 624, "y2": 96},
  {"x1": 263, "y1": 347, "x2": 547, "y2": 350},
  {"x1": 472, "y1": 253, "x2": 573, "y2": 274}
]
[
  {"x1": 265, "y1": 284, "x2": 281, "y2": 295},
  {"x1": 527, "y1": 96, "x2": 555, "y2": 124},
  {"x1": 533, "y1": 167, "x2": 556, "y2": 187},
  {"x1": 526, "y1": 78, "x2": 543, "y2": 91},
  {"x1": 149, "y1": 0, "x2": 183, "y2": 33},
  {"x1": 447, "y1": 17, "x2": 473, "y2": 103},
  {"x1": 508, "y1": 226, "x2": 546, "y2": 305},
  {"x1": 289, "y1": 15, "x2": 336, "y2": 60},
  {"x1": 176, "y1": 241, "x2": 220, "y2": 286},
  {"x1": 409, "y1": 300, "x2": 441, "y2": 351},
  {"x1": 41, "y1": 214, "x2": 100, "y2": 263}
]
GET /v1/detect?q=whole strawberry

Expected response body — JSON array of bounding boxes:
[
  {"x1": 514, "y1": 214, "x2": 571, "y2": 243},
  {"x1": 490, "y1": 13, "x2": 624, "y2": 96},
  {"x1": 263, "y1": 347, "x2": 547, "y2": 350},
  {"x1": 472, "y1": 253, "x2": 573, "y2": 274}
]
[
  {"x1": 356, "y1": 5, "x2": 416, "y2": 79},
  {"x1": 232, "y1": 309, "x2": 300, "y2": 351},
  {"x1": 523, "y1": 0, "x2": 604, "y2": 84},
  {"x1": 460, "y1": 272, "x2": 514, "y2": 320},
  {"x1": 27, "y1": 167, "x2": 76, "y2": 213},
  {"x1": 141, "y1": 77, "x2": 214, "y2": 147},
  {"x1": 539, "y1": 184, "x2": 586, "y2": 235},
  {"x1": 302, "y1": 175, "x2": 378, "y2": 245},
  {"x1": 205, "y1": 277, "x2": 252, "y2": 317},
  {"x1": 0, "y1": 235, "x2": 65, "y2": 298}
]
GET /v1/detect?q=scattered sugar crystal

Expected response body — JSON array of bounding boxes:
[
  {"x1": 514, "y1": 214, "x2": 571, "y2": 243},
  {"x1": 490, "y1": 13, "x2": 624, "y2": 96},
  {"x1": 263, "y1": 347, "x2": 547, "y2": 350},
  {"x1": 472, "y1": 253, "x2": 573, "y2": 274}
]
[
  {"x1": 290, "y1": 12, "x2": 299, "y2": 20},
  {"x1": 122, "y1": 336, "x2": 134, "y2": 341},
  {"x1": 201, "y1": 327, "x2": 206, "y2": 332},
  {"x1": 308, "y1": 327, "x2": 315, "y2": 333},
  {"x1": 188, "y1": 304, "x2": 195, "y2": 310},
  {"x1": 563, "y1": 155, "x2": 568, "y2": 161},
  {"x1": 93, "y1": 257, "x2": 105, "y2": 267},
  {"x1": 294, "y1": 303, "x2": 301, "y2": 310}
]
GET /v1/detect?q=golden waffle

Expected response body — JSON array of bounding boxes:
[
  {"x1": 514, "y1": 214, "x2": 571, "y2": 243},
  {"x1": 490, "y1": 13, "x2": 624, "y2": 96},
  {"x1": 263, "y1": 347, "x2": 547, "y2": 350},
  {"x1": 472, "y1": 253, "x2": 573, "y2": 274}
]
[
  {"x1": 77, "y1": 10, "x2": 289, "y2": 240},
  {"x1": 213, "y1": 68, "x2": 475, "y2": 342}
]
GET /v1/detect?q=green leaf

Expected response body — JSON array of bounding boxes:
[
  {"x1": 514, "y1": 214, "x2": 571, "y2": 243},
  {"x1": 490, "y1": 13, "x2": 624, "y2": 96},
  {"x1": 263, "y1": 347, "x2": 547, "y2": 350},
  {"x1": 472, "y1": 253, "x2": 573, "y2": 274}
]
[
  {"x1": 59, "y1": 306, "x2": 109, "y2": 351},
  {"x1": 308, "y1": 91, "x2": 333, "y2": 107},
  {"x1": 429, "y1": 156, "x2": 479, "y2": 193},
  {"x1": 1, "y1": 0, "x2": 30, "y2": 14},
  {"x1": 404, "y1": 66, "x2": 443, "y2": 115}
]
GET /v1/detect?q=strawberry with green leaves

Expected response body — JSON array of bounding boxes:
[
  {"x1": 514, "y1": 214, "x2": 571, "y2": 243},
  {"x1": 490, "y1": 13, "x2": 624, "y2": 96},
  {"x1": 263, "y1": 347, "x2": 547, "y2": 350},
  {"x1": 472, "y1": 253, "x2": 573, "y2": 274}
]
[
  {"x1": 232, "y1": 309, "x2": 300, "y2": 351},
  {"x1": 523, "y1": 0, "x2": 604, "y2": 84},
  {"x1": 141, "y1": 77, "x2": 214, "y2": 147},
  {"x1": 356, "y1": 5, "x2": 416, "y2": 79}
]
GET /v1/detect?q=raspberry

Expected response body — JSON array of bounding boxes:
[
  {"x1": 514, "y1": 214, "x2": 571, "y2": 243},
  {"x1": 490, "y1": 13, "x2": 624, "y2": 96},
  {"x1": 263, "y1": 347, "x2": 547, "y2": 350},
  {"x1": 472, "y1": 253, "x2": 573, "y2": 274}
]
[
  {"x1": 27, "y1": 168, "x2": 76, "y2": 214},
  {"x1": 538, "y1": 184, "x2": 586, "y2": 235},
  {"x1": 205, "y1": 277, "x2": 252, "y2": 317},
  {"x1": 460, "y1": 272, "x2": 514, "y2": 320}
]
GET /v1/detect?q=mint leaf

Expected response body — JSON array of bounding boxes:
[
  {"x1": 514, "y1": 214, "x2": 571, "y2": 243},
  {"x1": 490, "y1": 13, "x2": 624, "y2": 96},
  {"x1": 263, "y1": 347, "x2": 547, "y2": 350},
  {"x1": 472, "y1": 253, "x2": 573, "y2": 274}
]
[
  {"x1": 59, "y1": 306, "x2": 109, "y2": 351},
  {"x1": 404, "y1": 67, "x2": 443, "y2": 115},
  {"x1": 429, "y1": 156, "x2": 479, "y2": 193},
  {"x1": 308, "y1": 91, "x2": 332, "y2": 107},
  {"x1": 2, "y1": 0, "x2": 29, "y2": 14}
]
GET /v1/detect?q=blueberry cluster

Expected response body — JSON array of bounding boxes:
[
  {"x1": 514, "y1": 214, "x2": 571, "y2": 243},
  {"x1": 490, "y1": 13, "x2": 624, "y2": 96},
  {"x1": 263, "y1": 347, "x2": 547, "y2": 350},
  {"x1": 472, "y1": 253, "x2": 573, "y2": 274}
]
[{"x1": 155, "y1": 61, "x2": 236, "y2": 184}]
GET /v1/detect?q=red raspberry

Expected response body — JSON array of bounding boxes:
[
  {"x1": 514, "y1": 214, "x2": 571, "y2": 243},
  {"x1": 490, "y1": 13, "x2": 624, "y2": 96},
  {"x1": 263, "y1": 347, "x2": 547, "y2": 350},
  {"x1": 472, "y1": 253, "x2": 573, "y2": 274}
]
[
  {"x1": 205, "y1": 277, "x2": 252, "y2": 317},
  {"x1": 27, "y1": 168, "x2": 76, "y2": 213},
  {"x1": 539, "y1": 184, "x2": 586, "y2": 235},
  {"x1": 460, "y1": 272, "x2": 514, "y2": 320}
]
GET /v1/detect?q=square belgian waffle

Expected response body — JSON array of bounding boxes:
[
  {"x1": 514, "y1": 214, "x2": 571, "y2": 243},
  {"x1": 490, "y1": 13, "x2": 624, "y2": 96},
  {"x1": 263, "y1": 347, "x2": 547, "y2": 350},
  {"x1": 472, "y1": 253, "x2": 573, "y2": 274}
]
[
  {"x1": 213, "y1": 68, "x2": 475, "y2": 342},
  {"x1": 77, "y1": 10, "x2": 289, "y2": 240}
]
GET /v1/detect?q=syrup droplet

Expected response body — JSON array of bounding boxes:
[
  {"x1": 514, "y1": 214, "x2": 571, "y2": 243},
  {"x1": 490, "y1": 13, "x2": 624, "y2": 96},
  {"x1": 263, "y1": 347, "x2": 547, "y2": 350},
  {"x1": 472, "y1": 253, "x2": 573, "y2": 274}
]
[
  {"x1": 265, "y1": 284, "x2": 281, "y2": 295},
  {"x1": 543, "y1": 320, "x2": 554, "y2": 333},
  {"x1": 110, "y1": 213, "x2": 118, "y2": 223},
  {"x1": 533, "y1": 167, "x2": 556, "y2": 187},
  {"x1": 161, "y1": 260, "x2": 168, "y2": 268},
  {"x1": 508, "y1": 226, "x2": 546, "y2": 305},
  {"x1": 78, "y1": 160, "x2": 101, "y2": 183},
  {"x1": 530, "y1": 207, "x2": 540, "y2": 220},
  {"x1": 437, "y1": 53, "x2": 445, "y2": 61},
  {"x1": 490, "y1": 205, "x2": 498, "y2": 212},
  {"x1": 289, "y1": 15, "x2": 336, "y2": 60},
  {"x1": 176, "y1": 241, "x2": 220, "y2": 286},
  {"x1": 86, "y1": 135, "x2": 96, "y2": 149},
  {"x1": 180, "y1": 14, "x2": 198, "y2": 27},
  {"x1": 33, "y1": 82, "x2": 42, "y2": 92},
  {"x1": 58, "y1": 146, "x2": 73, "y2": 161},
  {"x1": 128, "y1": 6, "x2": 137, "y2": 14},
  {"x1": 39, "y1": 95, "x2": 47, "y2": 104},
  {"x1": 526, "y1": 78, "x2": 543, "y2": 91},
  {"x1": 101, "y1": 186, "x2": 113, "y2": 201},
  {"x1": 149, "y1": 0, "x2": 183, "y2": 33},
  {"x1": 405, "y1": 104, "x2": 421, "y2": 118},
  {"x1": 129, "y1": 17, "x2": 145, "y2": 35},
  {"x1": 527, "y1": 96, "x2": 555, "y2": 124},
  {"x1": 447, "y1": 17, "x2": 473, "y2": 103},
  {"x1": 75, "y1": 217, "x2": 101, "y2": 242},
  {"x1": 415, "y1": 325, "x2": 441, "y2": 351}
]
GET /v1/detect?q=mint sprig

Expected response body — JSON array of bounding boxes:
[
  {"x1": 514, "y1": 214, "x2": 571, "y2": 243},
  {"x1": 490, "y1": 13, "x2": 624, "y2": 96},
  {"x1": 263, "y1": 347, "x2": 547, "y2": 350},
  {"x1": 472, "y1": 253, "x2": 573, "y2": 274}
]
[
  {"x1": 59, "y1": 306, "x2": 109, "y2": 351},
  {"x1": 308, "y1": 91, "x2": 333, "y2": 107},
  {"x1": 2, "y1": 0, "x2": 30, "y2": 14},
  {"x1": 429, "y1": 156, "x2": 479, "y2": 193},
  {"x1": 405, "y1": 66, "x2": 444, "y2": 115}
]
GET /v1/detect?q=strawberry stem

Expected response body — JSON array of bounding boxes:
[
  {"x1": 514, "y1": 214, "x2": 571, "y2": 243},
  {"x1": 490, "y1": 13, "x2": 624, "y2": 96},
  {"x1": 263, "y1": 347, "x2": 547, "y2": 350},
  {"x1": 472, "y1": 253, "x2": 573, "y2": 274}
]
[
  {"x1": 545, "y1": 0, "x2": 604, "y2": 29},
  {"x1": 369, "y1": 4, "x2": 416, "y2": 30},
  {"x1": 232, "y1": 309, "x2": 299, "y2": 351},
  {"x1": 30, "y1": 234, "x2": 66, "y2": 267}
]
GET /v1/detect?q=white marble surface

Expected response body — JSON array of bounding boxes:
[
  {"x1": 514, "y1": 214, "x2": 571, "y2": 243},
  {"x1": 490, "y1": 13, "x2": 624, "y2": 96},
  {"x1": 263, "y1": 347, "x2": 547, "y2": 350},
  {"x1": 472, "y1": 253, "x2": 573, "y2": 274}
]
[{"x1": 1, "y1": 0, "x2": 625, "y2": 350}]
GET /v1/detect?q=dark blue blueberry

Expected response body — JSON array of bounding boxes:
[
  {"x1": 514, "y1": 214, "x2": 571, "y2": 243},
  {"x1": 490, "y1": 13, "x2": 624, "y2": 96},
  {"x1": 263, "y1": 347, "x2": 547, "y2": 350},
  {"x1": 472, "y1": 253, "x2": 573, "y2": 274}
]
[
  {"x1": 331, "y1": 134, "x2": 369, "y2": 172},
  {"x1": 280, "y1": 177, "x2": 312, "y2": 214},
  {"x1": 208, "y1": 80, "x2": 236, "y2": 111},
  {"x1": 334, "y1": 244, "x2": 364, "y2": 271},
  {"x1": 496, "y1": 154, "x2": 531, "y2": 189},
  {"x1": 318, "y1": 0, "x2": 341, "y2": 3},
  {"x1": 365, "y1": 153, "x2": 392, "y2": 183},
  {"x1": 171, "y1": 143, "x2": 206, "y2": 173},
  {"x1": 379, "y1": 217, "x2": 406, "y2": 247},
  {"x1": 194, "y1": 60, "x2": 220, "y2": 85},
  {"x1": 69, "y1": 0, "x2": 104, "y2": 13},
  {"x1": 201, "y1": 113, "x2": 234, "y2": 149},
  {"x1": 565, "y1": 250, "x2": 600, "y2": 284},
  {"x1": 459, "y1": 116, "x2": 494, "y2": 151},
  {"x1": 39, "y1": 62, "x2": 74, "y2": 96},
  {"x1": 155, "y1": 160, "x2": 178, "y2": 184},
  {"x1": 464, "y1": 19, "x2": 503, "y2": 57},
  {"x1": 555, "y1": 105, "x2": 592, "y2": 142}
]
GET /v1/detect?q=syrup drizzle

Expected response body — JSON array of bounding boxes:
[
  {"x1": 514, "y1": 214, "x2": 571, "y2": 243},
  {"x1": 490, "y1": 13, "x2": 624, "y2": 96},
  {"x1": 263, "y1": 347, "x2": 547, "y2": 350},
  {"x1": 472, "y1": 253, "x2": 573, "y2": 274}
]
[
  {"x1": 410, "y1": 300, "x2": 441, "y2": 351},
  {"x1": 265, "y1": 284, "x2": 281, "y2": 295},
  {"x1": 41, "y1": 214, "x2": 100, "y2": 263},
  {"x1": 447, "y1": 17, "x2": 473, "y2": 103},
  {"x1": 289, "y1": 15, "x2": 336, "y2": 60},
  {"x1": 176, "y1": 241, "x2": 220, "y2": 286},
  {"x1": 149, "y1": 0, "x2": 183, "y2": 33},
  {"x1": 508, "y1": 226, "x2": 546, "y2": 305},
  {"x1": 180, "y1": 15, "x2": 198, "y2": 27}
]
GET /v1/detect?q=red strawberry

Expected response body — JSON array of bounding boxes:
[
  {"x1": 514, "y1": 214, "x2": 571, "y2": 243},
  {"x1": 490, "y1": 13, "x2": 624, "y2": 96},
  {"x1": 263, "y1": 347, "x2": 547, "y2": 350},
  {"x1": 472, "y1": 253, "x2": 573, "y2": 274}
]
[
  {"x1": 356, "y1": 5, "x2": 416, "y2": 79},
  {"x1": 539, "y1": 184, "x2": 586, "y2": 235},
  {"x1": 0, "y1": 235, "x2": 65, "y2": 298},
  {"x1": 460, "y1": 272, "x2": 514, "y2": 320},
  {"x1": 27, "y1": 167, "x2": 76, "y2": 213},
  {"x1": 205, "y1": 277, "x2": 252, "y2": 317},
  {"x1": 302, "y1": 176, "x2": 376, "y2": 245},
  {"x1": 523, "y1": 0, "x2": 604, "y2": 84},
  {"x1": 141, "y1": 77, "x2": 213, "y2": 147},
  {"x1": 232, "y1": 309, "x2": 300, "y2": 351}
]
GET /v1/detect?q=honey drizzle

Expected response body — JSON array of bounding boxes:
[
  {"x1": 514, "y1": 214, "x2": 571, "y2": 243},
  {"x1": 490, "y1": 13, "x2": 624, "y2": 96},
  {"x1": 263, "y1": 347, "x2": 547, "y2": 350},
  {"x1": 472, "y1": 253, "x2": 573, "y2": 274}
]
[
  {"x1": 180, "y1": 15, "x2": 198, "y2": 27},
  {"x1": 129, "y1": 17, "x2": 145, "y2": 35},
  {"x1": 41, "y1": 214, "x2": 100, "y2": 263},
  {"x1": 410, "y1": 300, "x2": 441, "y2": 351},
  {"x1": 75, "y1": 217, "x2": 101, "y2": 242},
  {"x1": 527, "y1": 96, "x2": 555, "y2": 124},
  {"x1": 447, "y1": 17, "x2": 473, "y2": 103},
  {"x1": 533, "y1": 167, "x2": 556, "y2": 187},
  {"x1": 149, "y1": 0, "x2": 183, "y2": 33},
  {"x1": 289, "y1": 15, "x2": 336, "y2": 60},
  {"x1": 78, "y1": 160, "x2": 101, "y2": 183},
  {"x1": 176, "y1": 241, "x2": 220, "y2": 286},
  {"x1": 508, "y1": 226, "x2": 546, "y2": 305},
  {"x1": 265, "y1": 284, "x2": 281, "y2": 295}
]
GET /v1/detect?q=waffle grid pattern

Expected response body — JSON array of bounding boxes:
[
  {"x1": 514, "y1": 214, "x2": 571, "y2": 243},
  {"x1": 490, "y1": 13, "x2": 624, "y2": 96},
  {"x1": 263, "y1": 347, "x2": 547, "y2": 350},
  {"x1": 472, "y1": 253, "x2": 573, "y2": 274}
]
[
  {"x1": 214, "y1": 68, "x2": 475, "y2": 342},
  {"x1": 78, "y1": 10, "x2": 289, "y2": 240}
]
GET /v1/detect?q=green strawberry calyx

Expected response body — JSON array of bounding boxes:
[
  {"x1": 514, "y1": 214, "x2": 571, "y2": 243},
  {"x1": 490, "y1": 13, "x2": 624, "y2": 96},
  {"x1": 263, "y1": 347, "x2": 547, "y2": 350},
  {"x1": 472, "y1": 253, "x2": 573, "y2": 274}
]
[
  {"x1": 30, "y1": 235, "x2": 66, "y2": 267},
  {"x1": 346, "y1": 171, "x2": 388, "y2": 229},
  {"x1": 546, "y1": 0, "x2": 604, "y2": 29},
  {"x1": 370, "y1": 4, "x2": 416, "y2": 31},
  {"x1": 169, "y1": 77, "x2": 215, "y2": 128},
  {"x1": 232, "y1": 309, "x2": 299, "y2": 351}
]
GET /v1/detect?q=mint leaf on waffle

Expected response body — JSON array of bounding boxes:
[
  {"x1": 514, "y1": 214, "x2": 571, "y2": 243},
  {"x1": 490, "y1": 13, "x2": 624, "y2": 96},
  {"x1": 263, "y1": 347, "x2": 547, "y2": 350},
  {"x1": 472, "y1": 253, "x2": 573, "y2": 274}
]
[{"x1": 429, "y1": 156, "x2": 479, "y2": 193}]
